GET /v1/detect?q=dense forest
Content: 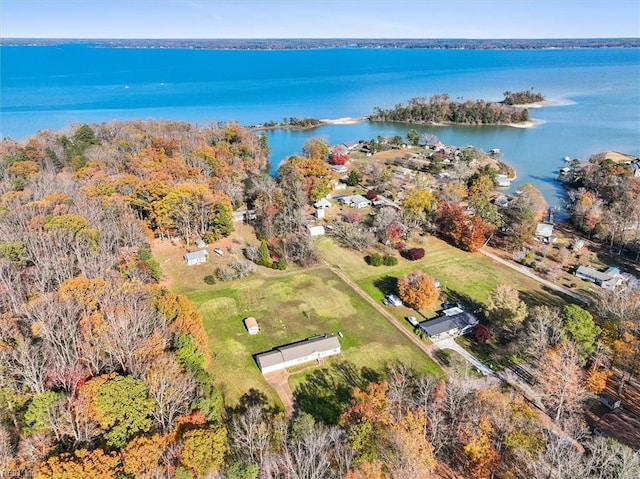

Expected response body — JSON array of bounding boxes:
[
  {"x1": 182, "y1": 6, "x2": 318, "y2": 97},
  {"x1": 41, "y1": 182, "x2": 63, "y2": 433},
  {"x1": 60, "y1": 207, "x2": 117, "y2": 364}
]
[
  {"x1": 1, "y1": 122, "x2": 639, "y2": 478},
  {"x1": 368, "y1": 94, "x2": 531, "y2": 125}
]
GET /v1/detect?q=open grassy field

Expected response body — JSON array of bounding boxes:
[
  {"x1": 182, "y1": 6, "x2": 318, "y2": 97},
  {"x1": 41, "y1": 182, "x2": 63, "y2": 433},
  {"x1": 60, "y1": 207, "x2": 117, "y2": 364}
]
[
  {"x1": 317, "y1": 234, "x2": 574, "y2": 320},
  {"x1": 153, "y1": 236, "x2": 442, "y2": 406}
]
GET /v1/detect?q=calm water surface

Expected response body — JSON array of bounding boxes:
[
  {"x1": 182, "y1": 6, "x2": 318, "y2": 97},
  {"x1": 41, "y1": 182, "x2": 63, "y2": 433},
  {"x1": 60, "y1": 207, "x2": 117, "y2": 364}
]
[{"x1": 1, "y1": 45, "x2": 639, "y2": 205}]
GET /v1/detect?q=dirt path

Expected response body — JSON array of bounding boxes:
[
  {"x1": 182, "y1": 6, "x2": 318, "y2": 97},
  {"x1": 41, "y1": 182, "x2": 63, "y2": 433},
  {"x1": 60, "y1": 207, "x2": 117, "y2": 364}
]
[
  {"x1": 479, "y1": 247, "x2": 590, "y2": 304},
  {"x1": 263, "y1": 370, "x2": 294, "y2": 415}
]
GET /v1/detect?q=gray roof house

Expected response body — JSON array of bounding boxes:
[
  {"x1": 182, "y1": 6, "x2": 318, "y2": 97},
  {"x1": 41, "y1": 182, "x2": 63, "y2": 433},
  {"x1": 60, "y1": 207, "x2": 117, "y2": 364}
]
[
  {"x1": 418, "y1": 306, "x2": 478, "y2": 341},
  {"x1": 255, "y1": 334, "x2": 341, "y2": 374},
  {"x1": 184, "y1": 250, "x2": 208, "y2": 266},
  {"x1": 535, "y1": 223, "x2": 557, "y2": 243},
  {"x1": 575, "y1": 265, "x2": 626, "y2": 290}
]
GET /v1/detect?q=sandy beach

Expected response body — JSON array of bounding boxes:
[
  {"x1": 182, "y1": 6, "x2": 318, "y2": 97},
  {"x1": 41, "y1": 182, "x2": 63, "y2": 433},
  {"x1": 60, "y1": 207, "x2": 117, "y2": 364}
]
[
  {"x1": 319, "y1": 117, "x2": 367, "y2": 125},
  {"x1": 507, "y1": 118, "x2": 545, "y2": 128}
]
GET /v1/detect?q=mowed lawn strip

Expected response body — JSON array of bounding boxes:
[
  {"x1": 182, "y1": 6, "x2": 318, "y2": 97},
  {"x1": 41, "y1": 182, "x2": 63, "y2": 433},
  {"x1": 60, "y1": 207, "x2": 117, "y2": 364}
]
[{"x1": 186, "y1": 267, "x2": 442, "y2": 406}]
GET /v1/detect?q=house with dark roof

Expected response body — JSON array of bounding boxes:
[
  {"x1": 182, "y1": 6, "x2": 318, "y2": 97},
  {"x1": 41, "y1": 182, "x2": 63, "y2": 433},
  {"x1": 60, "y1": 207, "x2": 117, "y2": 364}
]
[
  {"x1": 254, "y1": 334, "x2": 341, "y2": 374},
  {"x1": 418, "y1": 306, "x2": 478, "y2": 341}
]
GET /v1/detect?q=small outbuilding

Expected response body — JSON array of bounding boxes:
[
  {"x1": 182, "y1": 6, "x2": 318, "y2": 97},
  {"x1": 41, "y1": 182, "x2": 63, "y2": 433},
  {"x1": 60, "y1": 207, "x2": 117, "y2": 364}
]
[
  {"x1": 195, "y1": 239, "x2": 207, "y2": 248},
  {"x1": 244, "y1": 317, "x2": 260, "y2": 335},
  {"x1": 184, "y1": 250, "x2": 208, "y2": 266},
  {"x1": 314, "y1": 198, "x2": 332, "y2": 210},
  {"x1": 308, "y1": 225, "x2": 326, "y2": 237}
]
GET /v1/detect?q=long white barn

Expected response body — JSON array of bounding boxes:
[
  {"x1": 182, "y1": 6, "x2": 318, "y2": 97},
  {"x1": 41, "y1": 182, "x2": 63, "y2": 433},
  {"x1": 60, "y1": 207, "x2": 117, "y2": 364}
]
[{"x1": 255, "y1": 334, "x2": 341, "y2": 374}]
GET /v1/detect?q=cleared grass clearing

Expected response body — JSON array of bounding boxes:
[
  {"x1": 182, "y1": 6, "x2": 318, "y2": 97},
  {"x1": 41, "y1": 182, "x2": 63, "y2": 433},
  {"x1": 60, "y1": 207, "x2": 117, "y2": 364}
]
[
  {"x1": 318, "y1": 235, "x2": 573, "y2": 320},
  {"x1": 185, "y1": 266, "x2": 442, "y2": 406}
]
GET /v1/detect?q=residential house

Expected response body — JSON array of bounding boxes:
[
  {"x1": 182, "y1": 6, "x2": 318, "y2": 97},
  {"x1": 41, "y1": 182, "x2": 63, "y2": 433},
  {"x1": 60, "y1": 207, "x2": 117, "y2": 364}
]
[
  {"x1": 244, "y1": 317, "x2": 260, "y2": 335},
  {"x1": 418, "y1": 306, "x2": 478, "y2": 341},
  {"x1": 184, "y1": 250, "x2": 208, "y2": 266},
  {"x1": 255, "y1": 334, "x2": 341, "y2": 374},
  {"x1": 338, "y1": 195, "x2": 372, "y2": 209},
  {"x1": 575, "y1": 265, "x2": 626, "y2": 290},
  {"x1": 535, "y1": 223, "x2": 557, "y2": 243},
  {"x1": 350, "y1": 195, "x2": 372, "y2": 208},
  {"x1": 630, "y1": 159, "x2": 640, "y2": 178}
]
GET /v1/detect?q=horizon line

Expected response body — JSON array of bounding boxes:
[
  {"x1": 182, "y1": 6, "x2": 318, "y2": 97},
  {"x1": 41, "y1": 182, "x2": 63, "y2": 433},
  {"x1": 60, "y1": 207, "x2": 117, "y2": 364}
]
[{"x1": 2, "y1": 37, "x2": 639, "y2": 41}]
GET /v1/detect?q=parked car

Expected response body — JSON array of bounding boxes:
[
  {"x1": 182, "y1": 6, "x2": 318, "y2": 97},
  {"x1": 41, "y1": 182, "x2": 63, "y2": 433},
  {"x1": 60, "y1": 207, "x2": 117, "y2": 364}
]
[{"x1": 405, "y1": 316, "x2": 419, "y2": 327}]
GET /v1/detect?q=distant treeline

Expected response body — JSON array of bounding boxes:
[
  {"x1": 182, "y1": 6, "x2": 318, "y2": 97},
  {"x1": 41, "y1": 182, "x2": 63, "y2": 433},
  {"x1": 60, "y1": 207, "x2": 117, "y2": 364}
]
[
  {"x1": 3, "y1": 38, "x2": 640, "y2": 49},
  {"x1": 369, "y1": 94, "x2": 530, "y2": 125}
]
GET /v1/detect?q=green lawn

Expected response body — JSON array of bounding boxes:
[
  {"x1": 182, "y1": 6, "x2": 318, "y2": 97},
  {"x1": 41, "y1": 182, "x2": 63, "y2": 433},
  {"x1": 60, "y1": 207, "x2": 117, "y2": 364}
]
[
  {"x1": 185, "y1": 267, "x2": 442, "y2": 406},
  {"x1": 318, "y1": 235, "x2": 574, "y2": 319}
]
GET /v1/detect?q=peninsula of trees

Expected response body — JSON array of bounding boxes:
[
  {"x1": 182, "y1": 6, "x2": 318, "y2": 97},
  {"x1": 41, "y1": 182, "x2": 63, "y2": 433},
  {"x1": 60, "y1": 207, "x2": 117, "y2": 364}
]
[{"x1": 369, "y1": 93, "x2": 533, "y2": 125}]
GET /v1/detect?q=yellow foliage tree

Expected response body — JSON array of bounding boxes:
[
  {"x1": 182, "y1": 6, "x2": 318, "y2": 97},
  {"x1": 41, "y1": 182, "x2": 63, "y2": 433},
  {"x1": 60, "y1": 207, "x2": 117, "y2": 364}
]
[
  {"x1": 180, "y1": 425, "x2": 228, "y2": 477},
  {"x1": 36, "y1": 448, "x2": 120, "y2": 479}
]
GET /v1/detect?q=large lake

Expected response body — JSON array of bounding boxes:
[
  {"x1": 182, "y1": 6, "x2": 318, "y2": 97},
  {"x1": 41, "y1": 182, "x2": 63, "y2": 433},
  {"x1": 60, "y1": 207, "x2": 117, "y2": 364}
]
[{"x1": 1, "y1": 45, "x2": 639, "y2": 206}]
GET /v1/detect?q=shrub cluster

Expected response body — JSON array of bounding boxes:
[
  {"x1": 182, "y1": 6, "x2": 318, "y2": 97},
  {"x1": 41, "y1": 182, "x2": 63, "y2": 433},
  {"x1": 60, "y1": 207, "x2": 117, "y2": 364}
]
[
  {"x1": 215, "y1": 260, "x2": 256, "y2": 281},
  {"x1": 366, "y1": 253, "x2": 399, "y2": 266},
  {"x1": 402, "y1": 247, "x2": 425, "y2": 261}
]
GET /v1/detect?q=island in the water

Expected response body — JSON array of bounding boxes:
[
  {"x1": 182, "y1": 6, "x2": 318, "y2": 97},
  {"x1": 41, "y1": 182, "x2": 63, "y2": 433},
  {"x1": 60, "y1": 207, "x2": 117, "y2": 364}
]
[{"x1": 368, "y1": 91, "x2": 543, "y2": 127}]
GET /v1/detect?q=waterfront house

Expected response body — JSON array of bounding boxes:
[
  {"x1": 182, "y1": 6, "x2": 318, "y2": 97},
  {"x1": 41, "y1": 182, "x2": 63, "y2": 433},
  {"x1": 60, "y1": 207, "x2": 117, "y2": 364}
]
[
  {"x1": 255, "y1": 334, "x2": 341, "y2": 374},
  {"x1": 184, "y1": 250, "x2": 208, "y2": 266},
  {"x1": 535, "y1": 223, "x2": 557, "y2": 243}
]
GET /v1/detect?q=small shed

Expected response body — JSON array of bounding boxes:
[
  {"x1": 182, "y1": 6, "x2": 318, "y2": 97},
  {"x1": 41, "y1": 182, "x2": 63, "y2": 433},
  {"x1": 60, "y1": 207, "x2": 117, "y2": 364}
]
[
  {"x1": 184, "y1": 250, "x2": 208, "y2": 266},
  {"x1": 195, "y1": 239, "x2": 207, "y2": 248},
  {"x1": 308, "y1": 225, "x2": 326, "y2": 237},
  {"x1": 244, "y1": 317, "x2": 260, "y2": 335},
  {"x1": 316, "y1": 208, "x2": 325, "y2": 219},
  {"x1": 314, "y1": 198, "x2": 332, "y2": 210}
]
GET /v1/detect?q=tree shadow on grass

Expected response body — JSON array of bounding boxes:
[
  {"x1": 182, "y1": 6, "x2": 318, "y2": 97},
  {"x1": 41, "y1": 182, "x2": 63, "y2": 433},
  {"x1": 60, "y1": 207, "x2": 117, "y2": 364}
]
[
  {"x1": 443, "y1": 288, "x2": 485, "y2": 316},
  {"x1": 518, "y1": 285, "x2": 573, "y2": 309},
  {"x1": 294, "y1": 360, "x2": 382, "y2": 424},
  {"x1": 373, "y1": 275, "x2": 398, "y2": 296},
  {"x1": 226, "y1": 388, "x2": 283, "y2": 417}
]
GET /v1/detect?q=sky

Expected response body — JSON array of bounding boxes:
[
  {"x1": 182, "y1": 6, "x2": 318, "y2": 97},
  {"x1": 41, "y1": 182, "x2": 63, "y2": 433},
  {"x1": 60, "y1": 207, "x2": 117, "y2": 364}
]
[{"x1": 1, "y1": 0, "x2": 639, "y2": 39}]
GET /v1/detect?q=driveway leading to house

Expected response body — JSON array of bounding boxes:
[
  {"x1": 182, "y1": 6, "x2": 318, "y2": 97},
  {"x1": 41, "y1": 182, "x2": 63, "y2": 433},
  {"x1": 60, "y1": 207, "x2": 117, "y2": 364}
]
[{"x1": 432, "y1": 337, "x2": 494, "y2": 376}]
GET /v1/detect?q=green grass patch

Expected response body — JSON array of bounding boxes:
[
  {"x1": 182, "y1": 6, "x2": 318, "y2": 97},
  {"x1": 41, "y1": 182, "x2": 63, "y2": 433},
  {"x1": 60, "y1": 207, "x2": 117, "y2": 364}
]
[{"x1": 187, "y1": 267, "x2": 442, "y2": 406}]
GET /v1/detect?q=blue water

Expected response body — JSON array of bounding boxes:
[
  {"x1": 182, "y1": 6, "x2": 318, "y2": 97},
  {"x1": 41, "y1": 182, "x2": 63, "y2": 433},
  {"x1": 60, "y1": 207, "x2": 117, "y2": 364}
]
[{"x1": 1, "y1": 44, "x2": 639, "y2": 205}]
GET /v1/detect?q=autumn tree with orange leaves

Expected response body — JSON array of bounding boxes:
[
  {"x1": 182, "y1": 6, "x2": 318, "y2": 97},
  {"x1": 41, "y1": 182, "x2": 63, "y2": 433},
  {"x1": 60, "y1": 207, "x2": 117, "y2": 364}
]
[{"x1": 397, "y1": 271, "x2": 439, "y2": 311}]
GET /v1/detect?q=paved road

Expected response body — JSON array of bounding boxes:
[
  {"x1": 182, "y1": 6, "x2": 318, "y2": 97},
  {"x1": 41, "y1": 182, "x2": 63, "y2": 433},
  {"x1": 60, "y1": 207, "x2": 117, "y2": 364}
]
[
  {"x1": 479, "y1": 247, "x2": 590, "y2": 305},
  {"x1": 432, "y1": 337, "x2": 494, "y2": 376}
]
